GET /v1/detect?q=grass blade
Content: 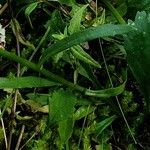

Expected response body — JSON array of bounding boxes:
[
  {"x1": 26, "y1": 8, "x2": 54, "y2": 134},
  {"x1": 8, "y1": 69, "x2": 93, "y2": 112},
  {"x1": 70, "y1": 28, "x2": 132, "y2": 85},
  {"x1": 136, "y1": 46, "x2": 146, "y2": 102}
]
[
  {"x1": 40, "y1": 24, "x2": 133, "y2": 64},
  {"x1": 0, "y1": 76, "x2": 59, "y2": 89}
]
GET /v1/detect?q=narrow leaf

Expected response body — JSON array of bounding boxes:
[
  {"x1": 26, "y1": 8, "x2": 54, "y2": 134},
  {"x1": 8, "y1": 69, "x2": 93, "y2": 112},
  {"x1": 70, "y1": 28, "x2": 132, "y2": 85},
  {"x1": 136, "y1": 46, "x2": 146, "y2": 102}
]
[
  {"x1": 73, "y1": 106, "x2": 94, "y2": 120},
  {"x1": 85, "y1": 81, "x2": 126, "y2": 98},
  {"x1": 0, "y1": 49, "x2": 126, "y2": 98},
  {"x1": 11, "y1": 19, "x2": 35, "y2": 49},
  {"x1": 68, "y1": 4, "x2": 88, "y2": 34},
  {"x1": 0, "y1": 77, "x2": 59, "y2": 89},
  {"x1": 71, "y1": 45, "x2": 101, "y2": 68},
  {"x1": 41, "y1": 24, "x2": 134, "y2": 64},
  {"x1": 94, "y1": 115, "x2": 116, "y2": 135},
  {"x1": 25, "y1": 2, "x2": 39, "y2": 28}
]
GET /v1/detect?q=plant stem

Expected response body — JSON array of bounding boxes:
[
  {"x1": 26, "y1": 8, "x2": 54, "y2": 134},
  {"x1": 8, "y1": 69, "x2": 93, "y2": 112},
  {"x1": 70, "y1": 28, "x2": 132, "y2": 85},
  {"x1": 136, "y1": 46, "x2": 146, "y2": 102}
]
[
  {"x1": 15, "y1": 125, "x2": 25, "y2": 150},
  {"x1": 98, "y1": 38, "x2": 137, "y2": 144},
  {"x1": 8, "y1": 17, "x2": 21, "y2": 150},
  {"x1": 19, "y1": 132, "x2": 36, "y2": 150},
  {"x1": 101, "y1": 0, "x2": 126, "y2": 24},
  {"x1": 0, "y1": 49, "x2": 85, "y2": 92},
  {"x1": 0, "y1": 3, "x2": 8, "y2": 15},
  {"x1": 0, "y1": 109, "x2": 8, "y2": 149}
]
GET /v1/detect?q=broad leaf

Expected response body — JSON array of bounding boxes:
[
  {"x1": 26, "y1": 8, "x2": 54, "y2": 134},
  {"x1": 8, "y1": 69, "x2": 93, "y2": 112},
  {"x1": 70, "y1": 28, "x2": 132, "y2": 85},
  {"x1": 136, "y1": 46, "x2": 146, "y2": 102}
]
[
  {"x1": 58, "y1": 118, "x2": 74, "y2": 145},
  {"x1": 124, "y1": 11, "x2": 150, "y2": 110},
  {"x1": 40, "y1": 24, "x2": 134, "y2": 64},
  {"x1": 49, "y1": 90, "x2": 76, "y2": 122},
  {"x1": 0, "y1": 77, "x2": 59, "y2": 89}
]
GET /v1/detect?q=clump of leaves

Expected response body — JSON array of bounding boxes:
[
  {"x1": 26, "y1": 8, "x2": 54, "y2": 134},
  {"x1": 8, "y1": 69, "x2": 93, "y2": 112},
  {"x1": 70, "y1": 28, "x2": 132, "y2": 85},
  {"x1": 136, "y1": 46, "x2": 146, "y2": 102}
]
[{"x1": 0, "y1": 0, "x2": 150, "y2": 149}]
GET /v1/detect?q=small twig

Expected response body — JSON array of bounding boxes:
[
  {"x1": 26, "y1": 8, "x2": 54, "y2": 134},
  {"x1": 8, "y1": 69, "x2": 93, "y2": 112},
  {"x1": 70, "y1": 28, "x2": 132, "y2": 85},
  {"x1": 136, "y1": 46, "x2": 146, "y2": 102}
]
[
  {"x1": 0, "y1": 3, "x2": 8, "y2": 15},
  {"x1": 8, "y1": 12, "x2": 21, "y2": 148},
  {"x1": 20, "y1": 26, "x2": 50, "y2": 76},
  {"x1": 7, "y1": 130, "x2": 13, "y2": 150},
  {"x1": 15, "y1": 125, "x2": 25, "y2": 150},
  {"x1": 98, "y1": 38, "x2": 137, "y2": 144},
  {"x1": 29, "y1": 26, "x2": 50, "y2": 62},
  {"x1": 0, "y1": 109, "x2": 8, "y2": 149},
  {"x1": 19, "y1": 132, "x2": 36, "y2": 150},
  {"x1": 8, "y1": 90, "x2": 19, "y2": 150}
]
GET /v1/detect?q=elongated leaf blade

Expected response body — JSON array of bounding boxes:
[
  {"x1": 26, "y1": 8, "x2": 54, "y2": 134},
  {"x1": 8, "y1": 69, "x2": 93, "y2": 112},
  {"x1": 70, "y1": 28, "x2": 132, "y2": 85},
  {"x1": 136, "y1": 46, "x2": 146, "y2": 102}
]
[
  {"x1": 0, "y1": 49, "x2": 126, "y2": 98},
  {"x1": 71, "y1": 46, "x2": 101, "y2": 68},
  {"x1": 25, "y1": 2, "x2": 39, "y2": 28},
  {"x1": 68, "y1": 4, "x2": 88, "y2": 34},
  {"x1": 85, "y1": 81, "x2": 126, "y2": 98},
  {"x1": 25, "y1": 2, "x2": 39, "y2": 17},
  {"x1": 124, "y1": 11, "x2": 150, "y2": 110},
  {"x1": 40, "y1": 24, "x2": 134, "y2": 64},
  {"x1": 0, "y1": 77, "x2": 59, "y2": 89},
  {"x1": 94, "y1": 115, "x2": 116, "y2": 135},
  {"x1": 73, "y1": 106, "x2": 94, "y2": 120}
]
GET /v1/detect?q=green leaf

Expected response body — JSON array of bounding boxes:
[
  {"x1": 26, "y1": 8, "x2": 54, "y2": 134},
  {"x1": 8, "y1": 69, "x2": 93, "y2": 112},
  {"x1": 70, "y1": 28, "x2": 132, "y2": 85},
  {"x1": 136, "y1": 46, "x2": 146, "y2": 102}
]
[
  {"x1": 71, "y1": 45, "x2": 101, "y2": 68},
  {"x1": 58, "y1": 118, "x2": 74, "y2": 145},
  {"x1": 0, "y1": 48, "x2": 126, "y2": 98},
  {"x1": 26, "y1": 100, "x2": 48, "y2": 113},
  {"x1": 40, "y1": 24, "x2": 134, "y2": 64},
  {"x1": 124, "y1": 11, "x2": 150, "y2": 110},
  {"x1": 25, "y1": 2, "x2": 39, "y2": 28},
  {"x1": 94, "y1": 115, "x2": 116, "y2": 135},
  {"x1": 45, "y1": 10, "x2": 65, "y2": 34},
  {"x1": 26, "y1": 93, "x2": 49, "y2": 105},
  {"x1": 85, "y1": 81, "x2": 126, "y2": 98},
  {"x1": 117, "y1": 2, "x2": 127, "y2": 17},
  {"x1": 0, "y1": 128, "x2": 5, "y2": 144},
  {"x1": 73, "y1": 106, "x2": 94, "y2": 120},
  {"x1": 11, "y1": 19, "x2": 35, "y2": 49},
  {"x1": 0, "y1": 76, "x2": 59, "y2": 89},
  {"x1": 77, "y1": 63, "x2": 100, "y2": 87},
  {"x1": 49, "y1": 90, "x2": 76, "y2": 122},
  {"x1": 68, "y1": 4, "x2": 88, "y2": 34}
]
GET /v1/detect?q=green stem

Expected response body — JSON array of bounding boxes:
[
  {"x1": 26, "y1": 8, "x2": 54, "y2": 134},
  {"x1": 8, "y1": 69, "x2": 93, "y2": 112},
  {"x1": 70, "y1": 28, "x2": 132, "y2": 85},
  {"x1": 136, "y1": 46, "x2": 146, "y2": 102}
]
[
  {"x1": 0, "y1": 49, "x2": 85, "y2": 92},
  {"x1": 101, "y1": 0, "x2": 126, "y2": 24},
  {"x1": 0, "y1": 49, "x2": 125, "y2": 98}
]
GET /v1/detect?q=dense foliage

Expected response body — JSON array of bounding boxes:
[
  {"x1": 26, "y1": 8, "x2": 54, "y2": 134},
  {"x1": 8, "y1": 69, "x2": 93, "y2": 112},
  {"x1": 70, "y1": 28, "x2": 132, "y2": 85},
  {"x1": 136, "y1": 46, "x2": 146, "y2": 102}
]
[{"x1": 0, "y1": 0, "x2": 150, "y2": 149}]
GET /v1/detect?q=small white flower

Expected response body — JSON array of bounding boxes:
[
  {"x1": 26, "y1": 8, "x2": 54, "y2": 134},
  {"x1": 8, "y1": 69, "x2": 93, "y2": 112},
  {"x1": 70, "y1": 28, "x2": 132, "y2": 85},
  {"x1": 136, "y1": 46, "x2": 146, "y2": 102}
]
[{"x1": 0, "y1": 24, "x2": 5, "y2": 48}]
